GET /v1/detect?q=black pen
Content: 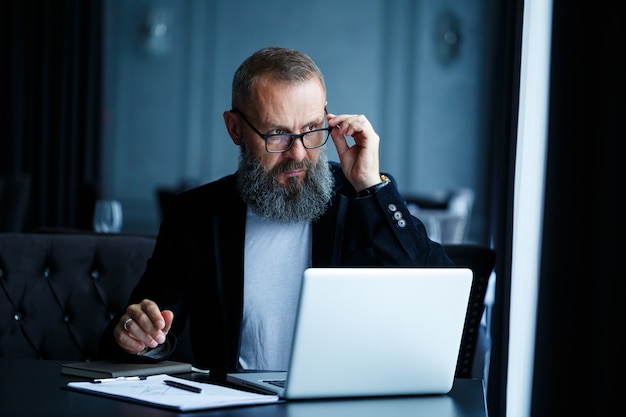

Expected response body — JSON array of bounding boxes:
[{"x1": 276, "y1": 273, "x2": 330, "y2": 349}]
[{"x1": 163, "y1": 379, "x2": 202, "y2": 393}]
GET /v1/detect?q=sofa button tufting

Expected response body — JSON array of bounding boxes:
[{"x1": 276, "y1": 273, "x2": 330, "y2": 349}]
[
  {"x1": 90, "y1": 270, "x2": 100, "y2": 279},
  {"x1": 44, "y1": 267, "x2": 51, "y2": 278},
  {"x1": 107, "y1": 311, "x2": 115, "y2": 320},
  {"x1": 63, "y1": 315, "x2": 71, "y2": 323},
  {"x1": 14, "y1": 312, "x2": 22, "y2": 321}
]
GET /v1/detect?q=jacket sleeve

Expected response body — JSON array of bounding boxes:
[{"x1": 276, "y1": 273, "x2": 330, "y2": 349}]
[
  {"x1": 97, "y1": 191, "x2": 197, "y2": 362},
  {"x1": 340, "y1": 174, "x2": 454, "y2": 267}
]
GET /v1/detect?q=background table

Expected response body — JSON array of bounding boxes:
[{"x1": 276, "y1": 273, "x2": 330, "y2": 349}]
[{"x1": 0, "y1": 358, "x2": 488, "y2": 417}]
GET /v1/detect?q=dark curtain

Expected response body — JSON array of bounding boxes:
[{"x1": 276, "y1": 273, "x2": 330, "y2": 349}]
[
  {"x1": 1, "y1": 0, "x2": 102, "y2": 231},
  {"x1": 531, "y1": 0, "x2": 622, "y2": 415},
  {"x1": 483, "y1": 0, "x2": 523, "y2": 416},
  {"x1": 485, "y1": 0, "x2": 623, "y2": 416}
]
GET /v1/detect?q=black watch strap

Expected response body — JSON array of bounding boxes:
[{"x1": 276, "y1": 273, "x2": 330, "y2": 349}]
[{"x1": 355, "y1": 174, "x2": 391, "y2": 198}]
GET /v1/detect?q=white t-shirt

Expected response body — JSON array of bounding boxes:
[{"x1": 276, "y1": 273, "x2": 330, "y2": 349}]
[{"x1": 239, "y1": 208, "x2": 312, "y2": 370}]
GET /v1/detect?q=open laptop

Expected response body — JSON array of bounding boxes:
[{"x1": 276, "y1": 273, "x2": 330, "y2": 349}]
[{"x1": 227, "y1": 267, "x2": 472, "y2": 400}]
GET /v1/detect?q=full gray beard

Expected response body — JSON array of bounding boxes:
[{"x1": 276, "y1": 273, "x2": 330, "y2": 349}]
[{"x1": 236, "y1": 143, "x2": 334, "y2": 223}]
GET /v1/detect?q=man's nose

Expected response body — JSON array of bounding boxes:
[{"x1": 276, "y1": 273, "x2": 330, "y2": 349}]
[{"x1": 282, "y1": 137, "x2": 308, "y2": 160}]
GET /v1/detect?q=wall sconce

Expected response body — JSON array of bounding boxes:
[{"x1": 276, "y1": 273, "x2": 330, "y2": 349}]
[
  {"x1": 434, "y1": 10, "x2": 461, "y2": 65},
  {"x1": 143, "y1": 8, "x2": 171, "y2": 56}
]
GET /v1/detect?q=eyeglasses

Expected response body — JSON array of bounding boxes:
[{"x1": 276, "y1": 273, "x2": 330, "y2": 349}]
[{"x1": 231, "y1": 108, "x2": 332, "y2": 153}]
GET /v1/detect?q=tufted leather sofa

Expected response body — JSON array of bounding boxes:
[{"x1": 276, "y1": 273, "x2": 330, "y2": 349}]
[{"x1": 0, "y1": 232, "x2": 159, "y2": 361}]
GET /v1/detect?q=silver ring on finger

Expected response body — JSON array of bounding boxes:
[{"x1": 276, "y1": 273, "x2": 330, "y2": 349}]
[{"x1": 122, "y1": 318, "x2": 133, "y2": 331}]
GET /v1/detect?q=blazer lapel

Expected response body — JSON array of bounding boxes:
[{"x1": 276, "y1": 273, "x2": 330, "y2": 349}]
[{"x1": 312, "y1": 163, "x2": 350, "y2": 266}]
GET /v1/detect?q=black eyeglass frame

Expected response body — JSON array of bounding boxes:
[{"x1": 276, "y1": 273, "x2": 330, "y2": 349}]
[{"x1": 230, "y1": 108, "x2": 332, "y2": 153}]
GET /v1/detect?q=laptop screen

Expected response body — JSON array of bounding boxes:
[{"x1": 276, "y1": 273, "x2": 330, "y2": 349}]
[{"x1": 228, "y1": 267, "x2": 472, "y2": 399}]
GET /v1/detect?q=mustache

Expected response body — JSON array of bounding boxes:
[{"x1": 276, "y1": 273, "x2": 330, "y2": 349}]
[{"x1": 270, "y1": 159, "x2": 314, "y2": 177}]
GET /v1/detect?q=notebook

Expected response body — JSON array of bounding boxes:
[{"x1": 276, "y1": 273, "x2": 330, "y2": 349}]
[
  {"x1": 227, "y1": 267, "x2": 472, "y2": 399},
  {"x1": 61, "y1": 360, "x2": 192, "y2": 379}
]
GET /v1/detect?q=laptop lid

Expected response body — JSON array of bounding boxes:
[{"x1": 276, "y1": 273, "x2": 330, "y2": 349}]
[{"x1": 227, "y1": 267, "x2": 472, "y2": 399}]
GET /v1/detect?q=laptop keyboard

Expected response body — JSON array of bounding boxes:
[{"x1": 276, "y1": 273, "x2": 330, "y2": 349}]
[{"x1": 264, "y1": 379, "x2": 286, "y2": 388}]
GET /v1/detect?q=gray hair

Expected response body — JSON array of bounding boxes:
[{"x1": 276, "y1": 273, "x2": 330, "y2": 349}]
[{"x1": 231, "y1": 47, "x2": 326, "y2": 110}]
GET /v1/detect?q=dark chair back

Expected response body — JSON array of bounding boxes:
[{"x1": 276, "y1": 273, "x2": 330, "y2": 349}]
[{"x1": 443, "y1": 243, "x2": 496, "y2": 379}]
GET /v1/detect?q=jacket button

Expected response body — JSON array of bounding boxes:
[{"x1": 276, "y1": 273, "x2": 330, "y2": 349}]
[
  {"x1": 397, "y1": 219, "x2": 407, "y2": 228},
  {"x1": 387, "y1": 203, "x2": 397, "y2": 212}
]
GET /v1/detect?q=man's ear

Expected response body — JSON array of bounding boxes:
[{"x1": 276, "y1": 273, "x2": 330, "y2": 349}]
[{"x1": 223, "y1": 110, "x2": 242, "y2": 145}]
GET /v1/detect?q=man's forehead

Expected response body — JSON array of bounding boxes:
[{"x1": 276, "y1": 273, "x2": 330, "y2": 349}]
[{"x1": 250, "y1": 82, "x2": 326, "y2": 121}]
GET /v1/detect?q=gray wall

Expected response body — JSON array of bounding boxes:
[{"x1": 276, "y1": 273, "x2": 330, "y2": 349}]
[{"x1": 101, "y1": 0, "x2": 494, "y2": 241}]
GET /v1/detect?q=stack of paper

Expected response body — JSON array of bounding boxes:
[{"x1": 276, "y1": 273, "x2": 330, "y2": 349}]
[{"x1": 66, "y1": 374, "x2": 280, "y2": 411}]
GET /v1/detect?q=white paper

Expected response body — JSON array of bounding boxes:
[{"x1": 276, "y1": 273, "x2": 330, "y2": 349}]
[{"x1": 66, "y1": 373, "x2": 279, "y2": 411}]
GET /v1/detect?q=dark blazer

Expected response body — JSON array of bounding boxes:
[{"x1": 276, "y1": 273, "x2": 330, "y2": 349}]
[{"x1": 99, "y1": 162, "x2": 453, "y2": 370}]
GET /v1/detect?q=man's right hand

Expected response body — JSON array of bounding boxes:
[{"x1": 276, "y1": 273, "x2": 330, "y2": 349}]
[{"x1": 114, "y1": 299, "x2": 174, "y2": 354}]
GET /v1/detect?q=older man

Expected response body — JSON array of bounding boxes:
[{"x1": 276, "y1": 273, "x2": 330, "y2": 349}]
[{"x1": 99, "y1": 46, "x2": 453, "y2": 372}]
